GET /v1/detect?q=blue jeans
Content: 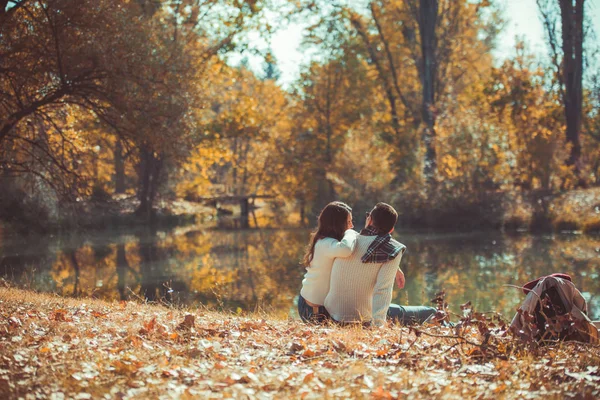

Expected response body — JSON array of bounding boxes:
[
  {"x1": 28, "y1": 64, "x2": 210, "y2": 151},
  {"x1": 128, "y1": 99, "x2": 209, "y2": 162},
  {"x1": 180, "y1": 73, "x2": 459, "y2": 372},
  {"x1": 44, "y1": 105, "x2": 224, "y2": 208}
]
[
  {"x1": 387, "y1": 304, "x2": 436, "y2": 325},
  {"x1": 298, "y1": 295, "x2": 331, "y2": 324}
]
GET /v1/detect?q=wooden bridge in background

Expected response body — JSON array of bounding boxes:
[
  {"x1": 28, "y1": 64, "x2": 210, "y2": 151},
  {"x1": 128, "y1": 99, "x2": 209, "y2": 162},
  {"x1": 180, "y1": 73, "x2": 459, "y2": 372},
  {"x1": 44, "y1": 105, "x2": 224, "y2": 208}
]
[{"x1": 191, "y1": 194, "x2": 276, "y2": 229}]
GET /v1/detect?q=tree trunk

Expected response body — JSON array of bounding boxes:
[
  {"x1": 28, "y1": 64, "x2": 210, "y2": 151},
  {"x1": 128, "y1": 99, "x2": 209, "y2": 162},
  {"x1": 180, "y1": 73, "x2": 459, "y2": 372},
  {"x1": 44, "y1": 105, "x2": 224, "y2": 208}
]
[
  {"x1": 351, "y1": 16, "x2": 404, "y2": 142},
  {"x1": 299, "y1": 196, "x2": 306, "y2": 227},
  {"x1": 418, "y1": 0, "x2": 439, "y2": 182},
  {"x1": 138, "y1": 228, "x2": 160, "y2": 302},
  {"x1": 312, "y1": 167, "x2": 335, "y2": 219},
  {"x1": 559, "y1": 0, "x2": 584, "y2": 174},
  {"x1": 240, "y1": 198, "x2": 249, "y2": 229},
  {"x1": 116, "y1": 243, "x2": 128, "y2": 301},
  {"x1": 114, "y1": 138, "x2": 126, "y2": 194},
  {"x1": 68, "y1": 250, "x2": 80, "y2": 297},
  {"x1": 136, "y1": 145, "x2": 163, "y2": 219}
]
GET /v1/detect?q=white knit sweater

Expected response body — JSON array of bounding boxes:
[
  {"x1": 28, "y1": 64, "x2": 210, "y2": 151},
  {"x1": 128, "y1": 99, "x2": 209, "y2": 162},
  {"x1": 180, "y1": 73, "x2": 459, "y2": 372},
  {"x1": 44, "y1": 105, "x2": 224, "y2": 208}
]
[
  {"x1": 324, "y1": 234, "x2": 404, "y2": 326},
  {"x1": 300, "y1": 229, "x2": 359, "y2": 305}
]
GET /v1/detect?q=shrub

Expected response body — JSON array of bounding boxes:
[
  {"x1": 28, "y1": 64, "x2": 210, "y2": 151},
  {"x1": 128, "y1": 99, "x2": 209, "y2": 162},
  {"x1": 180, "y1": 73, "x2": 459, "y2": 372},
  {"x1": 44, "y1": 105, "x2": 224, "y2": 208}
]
[
  {"x1": 393, "y1": 187, "x2": 505, "y2": 231},
  {"x1": 0, "y1": 176, "x2": 57, "y2": 232},
  {"x1": 582, "y1": 217, "x2": 600, "y2": 234},
  {"x1": 552, "y1": 217, "x2": 581, "y2": 232}
]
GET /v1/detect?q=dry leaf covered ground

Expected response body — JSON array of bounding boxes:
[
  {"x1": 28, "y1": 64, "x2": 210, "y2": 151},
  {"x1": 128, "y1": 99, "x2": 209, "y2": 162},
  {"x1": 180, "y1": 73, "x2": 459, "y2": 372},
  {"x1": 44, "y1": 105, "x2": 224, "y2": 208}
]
[{"x1": 1, "y1": 287, "x2": 599, "y2": 399}]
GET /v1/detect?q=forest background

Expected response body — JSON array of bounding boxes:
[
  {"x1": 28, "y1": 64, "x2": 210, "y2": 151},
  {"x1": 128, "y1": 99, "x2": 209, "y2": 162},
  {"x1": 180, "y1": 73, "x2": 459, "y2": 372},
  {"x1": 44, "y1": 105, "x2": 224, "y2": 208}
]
[{"x1": 1, "y1": 0, "x2": 600, "y2": 234}]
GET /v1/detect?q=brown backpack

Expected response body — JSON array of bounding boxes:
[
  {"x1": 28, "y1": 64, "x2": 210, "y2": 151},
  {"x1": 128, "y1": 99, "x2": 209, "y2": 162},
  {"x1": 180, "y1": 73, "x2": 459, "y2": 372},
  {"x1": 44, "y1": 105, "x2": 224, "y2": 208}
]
[{"x1": 510, "y1": 275, "x2": 598, "y2": 344}]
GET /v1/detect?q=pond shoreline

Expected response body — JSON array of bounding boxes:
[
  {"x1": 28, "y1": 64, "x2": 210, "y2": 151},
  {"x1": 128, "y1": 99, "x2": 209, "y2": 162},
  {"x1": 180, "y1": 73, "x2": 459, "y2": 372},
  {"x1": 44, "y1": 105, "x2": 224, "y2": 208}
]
[
  {"x1": 395, "y1": 187, "x2": 600, "y2": 236},
  {"x1": 0, "y1": 197, "x2": 214, "y2": 237},
  {"x1": 4, "y1": 187, "x2": 600, "y2": 237}
]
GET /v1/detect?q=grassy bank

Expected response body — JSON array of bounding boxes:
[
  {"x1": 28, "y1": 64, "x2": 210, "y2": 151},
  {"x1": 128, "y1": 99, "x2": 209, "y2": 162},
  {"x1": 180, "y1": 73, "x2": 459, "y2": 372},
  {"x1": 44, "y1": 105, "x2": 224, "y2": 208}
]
[
  {"x1": 395, "y1": 187, "x2": 600, "y2": 234},
  {"x1": 0, "y1": 195, "x2": 214, "y2": 235},
  {"x1": 1, "y1": 288, "x2": 599, "y2": 399}
]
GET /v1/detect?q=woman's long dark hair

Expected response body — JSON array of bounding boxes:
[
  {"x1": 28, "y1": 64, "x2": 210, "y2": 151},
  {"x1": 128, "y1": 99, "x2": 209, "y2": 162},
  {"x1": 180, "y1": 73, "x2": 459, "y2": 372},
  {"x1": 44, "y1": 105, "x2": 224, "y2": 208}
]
[{"x1": 302, "y1": 201, "x2": 352, "y2": 267}]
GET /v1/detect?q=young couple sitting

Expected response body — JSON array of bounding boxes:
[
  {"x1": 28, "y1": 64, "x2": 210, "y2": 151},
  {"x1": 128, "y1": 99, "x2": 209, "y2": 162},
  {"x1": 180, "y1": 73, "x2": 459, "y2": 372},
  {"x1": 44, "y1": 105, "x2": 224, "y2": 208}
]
[{"x1": 298, "y1": 201, "x2": 435, "y2": 327}]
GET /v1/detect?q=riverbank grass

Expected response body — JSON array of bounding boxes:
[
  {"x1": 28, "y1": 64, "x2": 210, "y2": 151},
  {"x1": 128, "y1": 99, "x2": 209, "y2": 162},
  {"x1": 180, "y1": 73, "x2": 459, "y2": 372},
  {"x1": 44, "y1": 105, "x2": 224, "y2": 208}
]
[
  {"x1": 550, "y1": 187, "x2": 600, "y2": 233},
  {"x1": 1, "y1": 287, "x2": 599, "y2": 399}
]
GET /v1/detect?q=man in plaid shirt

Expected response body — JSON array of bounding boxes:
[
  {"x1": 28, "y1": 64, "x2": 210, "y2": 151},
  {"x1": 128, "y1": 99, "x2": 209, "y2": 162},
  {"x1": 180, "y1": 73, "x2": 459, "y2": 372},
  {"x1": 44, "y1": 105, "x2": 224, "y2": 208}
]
[{"x1": 324, "y1": 203, "x2": 436, "y2": 326}]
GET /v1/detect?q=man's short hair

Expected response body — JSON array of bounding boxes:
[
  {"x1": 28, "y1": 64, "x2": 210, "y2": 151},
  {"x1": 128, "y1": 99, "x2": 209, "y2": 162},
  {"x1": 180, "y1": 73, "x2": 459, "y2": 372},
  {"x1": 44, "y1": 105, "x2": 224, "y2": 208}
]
[{"x1": 370, "y1": 202, "x2": 398, "y2": 233}]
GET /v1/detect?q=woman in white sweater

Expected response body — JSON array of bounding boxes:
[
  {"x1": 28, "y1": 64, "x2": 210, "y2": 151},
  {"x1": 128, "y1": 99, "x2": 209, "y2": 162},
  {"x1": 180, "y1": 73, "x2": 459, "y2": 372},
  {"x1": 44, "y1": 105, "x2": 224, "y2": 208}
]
[{"x1": 298, "y1": 201, "x2": 358, "y2": 323}]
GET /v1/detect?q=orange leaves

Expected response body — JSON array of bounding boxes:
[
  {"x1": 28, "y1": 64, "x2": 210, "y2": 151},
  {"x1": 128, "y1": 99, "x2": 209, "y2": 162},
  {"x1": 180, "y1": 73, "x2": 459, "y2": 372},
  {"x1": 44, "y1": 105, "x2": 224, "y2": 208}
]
[
  {"x1": 141, "y1": 316, "x2": 157, "y2": 333},
  {"x1": 375, "y1": 348, "x2": 389, "y2": 357},
  {"x1": 302, "y1": 349, "x2": 317, "y2": 358},
  {"x1": 111, "y1": 359, "x2": 143, "y2": 375},
  {"x1": 138, "y1": 314, "x2": 192, "y2": 341},
  {"x1": 302, "y1": 371, "x2": 315, "y2": 383},
  {"x1": 50, "y1": 309, "x2": 71, "y2": 322},
  {"x1": 177, "y1": 314, "x2": 195, "y2": 331},
  {"x1": 91, "y1": 311, "x2": 108, "y2": 319},
  {"x1": 371, "y1": 386, "x2": 395, "y2": 399},
  {"x1": 2, "y1": 287, "x2": 600, "y2": 398}
]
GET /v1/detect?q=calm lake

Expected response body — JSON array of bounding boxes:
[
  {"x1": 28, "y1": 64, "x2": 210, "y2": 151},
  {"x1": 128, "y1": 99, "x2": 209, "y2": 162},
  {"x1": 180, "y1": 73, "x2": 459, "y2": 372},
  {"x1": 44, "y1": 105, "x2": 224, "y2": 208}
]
[{"x1": 1, "y1": 224, "x2": 599, "y2": 321}]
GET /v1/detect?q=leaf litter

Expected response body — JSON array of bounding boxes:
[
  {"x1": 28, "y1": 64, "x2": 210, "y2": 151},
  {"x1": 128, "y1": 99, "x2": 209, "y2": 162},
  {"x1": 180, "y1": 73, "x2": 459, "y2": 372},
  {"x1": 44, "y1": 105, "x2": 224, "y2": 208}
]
[{"x1": 0, "y1": 287, "x2": 599, "y2": 399}]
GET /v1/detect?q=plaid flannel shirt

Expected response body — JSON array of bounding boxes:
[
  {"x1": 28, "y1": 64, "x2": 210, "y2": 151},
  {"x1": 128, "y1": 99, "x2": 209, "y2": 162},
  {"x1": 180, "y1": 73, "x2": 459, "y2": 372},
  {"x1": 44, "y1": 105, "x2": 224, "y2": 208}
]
[{"x1": 360, "y1": 226, "x2": 406, "y2": 263}]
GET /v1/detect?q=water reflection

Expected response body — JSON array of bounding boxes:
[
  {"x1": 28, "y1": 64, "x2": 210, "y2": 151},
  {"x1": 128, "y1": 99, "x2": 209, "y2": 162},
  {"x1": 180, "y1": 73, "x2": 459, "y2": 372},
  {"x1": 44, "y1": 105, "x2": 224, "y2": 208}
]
[{"x1": 1, "y1": 226, "x2": 599, "y2": 320}]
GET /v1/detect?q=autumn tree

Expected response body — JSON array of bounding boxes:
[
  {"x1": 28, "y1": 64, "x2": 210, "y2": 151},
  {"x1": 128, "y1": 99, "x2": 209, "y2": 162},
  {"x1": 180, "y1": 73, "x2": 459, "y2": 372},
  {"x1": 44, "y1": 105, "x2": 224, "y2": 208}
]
[
  {"x1": 415, "y1": 0, "x2": 439, "y2": 181},
  {"x1": 300, "y1": 0, "x2": 501, "y2": 186},
  {"x1": 0, "y1": 1, "x2": 151, "y2": 197},
  {"x1": 0, "y1": 0, "x2": 205, "y2": 224},
  {"x1": 0, "y1": 0, "x2": 271, "y2": 224},
  {"x1": 129, "y1": 0, "x2": 269, "y2": 218},
  {"x1": 376, "y1": 0, "x2": 499, "y2": 183},
  {"x1": 485, "y1": 44, "x2": 566, "y2": 191},
  {"x1": 175, "y1": 62, "x2": 291, "y2": 213},
  {"x1": 281, "y1": 26, "x2": 380, "y2": 216},
  {"x1": 295, "y1": 60, "x2": 366, "y2": 207},
  {"x1": 537, "y1": 0, "x2": 586, "y2": 177}
]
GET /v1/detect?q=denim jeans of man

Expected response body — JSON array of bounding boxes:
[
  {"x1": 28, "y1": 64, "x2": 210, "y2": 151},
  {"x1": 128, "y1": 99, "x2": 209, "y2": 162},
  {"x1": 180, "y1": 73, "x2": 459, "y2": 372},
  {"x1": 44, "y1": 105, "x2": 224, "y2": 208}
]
[
  {"x1": 298, "y1": 295, "x2": 331, "y2": 324},
  {"x1": 387, "y1": 304, "x2": 437, "y2": 325}
]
